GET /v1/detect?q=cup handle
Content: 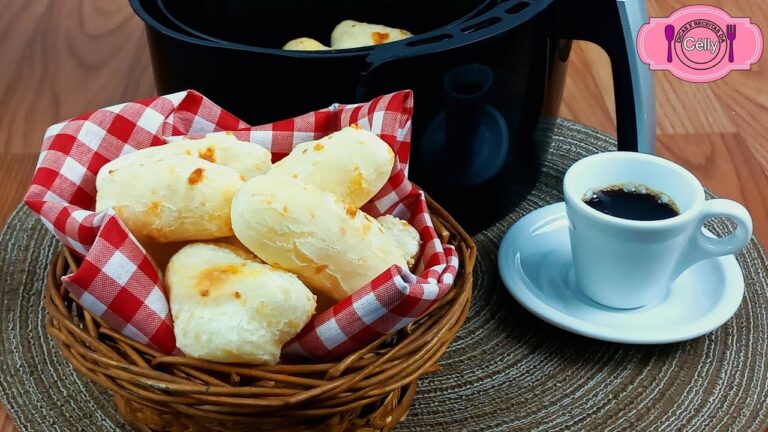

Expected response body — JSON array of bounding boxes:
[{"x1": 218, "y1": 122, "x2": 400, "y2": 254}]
[{"x1": 675, "y1": 199, "x2": 753, "y2": 277}]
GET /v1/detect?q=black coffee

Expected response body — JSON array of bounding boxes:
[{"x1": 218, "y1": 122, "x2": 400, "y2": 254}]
[{"x1": 583, "y1": 184, "x2": 680, "y2": 221}]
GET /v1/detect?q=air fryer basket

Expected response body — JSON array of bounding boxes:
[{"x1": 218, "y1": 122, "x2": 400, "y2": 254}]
[{"x1": 157, "y1": 0, "x2": 499, "y2": 48}]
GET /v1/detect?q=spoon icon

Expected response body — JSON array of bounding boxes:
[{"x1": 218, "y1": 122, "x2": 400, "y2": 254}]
[{"x1": 665, "y1": 25, "x2": 675, "y2": 63}]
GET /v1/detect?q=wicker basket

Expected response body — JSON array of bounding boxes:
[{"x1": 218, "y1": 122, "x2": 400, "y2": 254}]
[{"x1": 43, "y1": 195, "x2": 475, "y2": 432}]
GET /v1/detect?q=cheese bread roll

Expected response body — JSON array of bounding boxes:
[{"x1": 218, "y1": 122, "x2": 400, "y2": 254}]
[
  {"x1": 377, "y1": 215, "x2": 421, "y2": 268},
  {"x1": 271, "y1": 126, "x2": 395, "y2": 207},
  {"x1": 95, "y1": 156, "x2": 243, "y2": 243},
  {"x1": 283, "y1": 37, "x2": 330, "y2": 51},
  {"x1": 231, "y1": 175, "x2": 407, "y2": 300},
  {"x1": 166, "y1": 242, "x2": 316, "y2": 364},
  {"x1": 330, "y1": 20, "x2": 412, "y2": 49},
  {"x1": 97, "y1": 133, "x2": 271, "y2": 185}
]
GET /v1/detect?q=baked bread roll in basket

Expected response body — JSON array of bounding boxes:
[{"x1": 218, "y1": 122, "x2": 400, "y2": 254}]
[{"x1": 29, "y1": 90, "x2": 475, "y2": 431}]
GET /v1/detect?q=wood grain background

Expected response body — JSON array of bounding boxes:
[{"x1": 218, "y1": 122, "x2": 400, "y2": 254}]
[{"x1": 0, "y1": 0, "x2": 765, "y2": 430}]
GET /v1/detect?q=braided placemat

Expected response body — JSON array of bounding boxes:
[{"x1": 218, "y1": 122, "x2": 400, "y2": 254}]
[{"x1": 2, "y1": 118, "x2": 767, "y2": 431}]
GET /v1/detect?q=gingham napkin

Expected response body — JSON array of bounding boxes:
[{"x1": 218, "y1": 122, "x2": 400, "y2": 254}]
[{"x1": 25, "y1": 90, "x2": 459, "y2": 360}]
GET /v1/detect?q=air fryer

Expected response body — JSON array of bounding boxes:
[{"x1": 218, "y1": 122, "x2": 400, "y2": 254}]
[{"x1": 131, "y1": 0, "x2": 655, "y2": 233}]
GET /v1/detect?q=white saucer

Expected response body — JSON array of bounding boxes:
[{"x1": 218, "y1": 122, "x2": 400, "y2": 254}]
[{"x1": 498, "y1": 202, "x2": 745, "y2": 344}]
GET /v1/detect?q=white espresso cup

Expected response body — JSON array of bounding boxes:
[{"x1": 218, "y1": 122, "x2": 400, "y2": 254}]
[{"x1": 563, "y1": 152, "x2": 753, "y2": 309}]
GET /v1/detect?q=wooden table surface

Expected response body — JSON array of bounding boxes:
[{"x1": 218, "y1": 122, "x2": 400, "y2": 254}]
[{"x1": 0, "y1": 0, "x2": 765, "y2": 430}]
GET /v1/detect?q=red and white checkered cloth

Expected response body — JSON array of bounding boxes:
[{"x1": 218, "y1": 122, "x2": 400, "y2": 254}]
[{"x1": 25, "y1": 90, "x2": 459, "y2": 360}]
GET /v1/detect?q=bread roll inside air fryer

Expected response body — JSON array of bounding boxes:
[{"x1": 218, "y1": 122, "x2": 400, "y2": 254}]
[
  {"x1": 330, "y1": 20, "x2": 412, "y2": 49},
  {"x1": 282, "y1": 37, "x2": 331, "y2": 50}
]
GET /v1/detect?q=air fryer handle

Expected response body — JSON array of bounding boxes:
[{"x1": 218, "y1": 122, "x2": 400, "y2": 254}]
[{"x1": 560, "y1": 0, "x2": 655, "y2": 153}]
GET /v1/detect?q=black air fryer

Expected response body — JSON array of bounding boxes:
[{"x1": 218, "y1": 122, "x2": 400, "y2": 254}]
[{"x1": 130, "y1": 0, "x2": 654, "y2": 233}]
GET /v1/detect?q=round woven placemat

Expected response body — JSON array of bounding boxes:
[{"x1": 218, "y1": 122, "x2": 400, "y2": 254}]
[{"x1": 2, "y1": 118, "x2": 767, "y2": 432}]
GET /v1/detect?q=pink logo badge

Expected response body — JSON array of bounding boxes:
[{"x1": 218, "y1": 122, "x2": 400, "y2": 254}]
[{"x1": 637, "y1": 5, "x2": 763, "y2": 82}]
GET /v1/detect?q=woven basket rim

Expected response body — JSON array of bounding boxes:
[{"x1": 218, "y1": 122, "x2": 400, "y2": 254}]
[{"x1": 43, "y1": 194, "x2": 476, "y2": 430}]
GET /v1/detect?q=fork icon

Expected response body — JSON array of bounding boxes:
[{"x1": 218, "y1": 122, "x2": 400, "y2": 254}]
[{"x1": 727, "y1": 24, "x2": 737, "y2": 63}]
